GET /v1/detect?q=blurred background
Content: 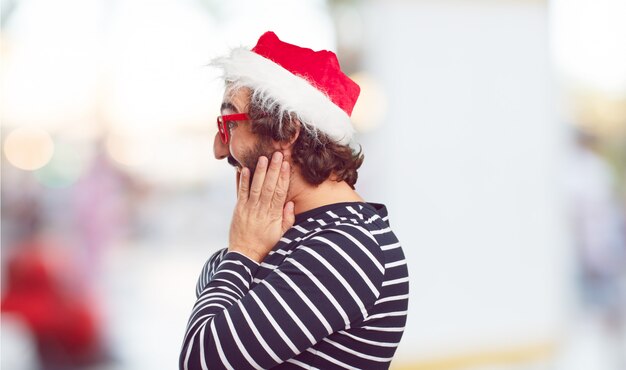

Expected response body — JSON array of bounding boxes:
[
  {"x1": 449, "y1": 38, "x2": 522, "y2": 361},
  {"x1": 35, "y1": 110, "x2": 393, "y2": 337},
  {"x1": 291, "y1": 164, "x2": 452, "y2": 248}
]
[{"x1": 1, "y1": 0, "x2": 625, "y2": 369}]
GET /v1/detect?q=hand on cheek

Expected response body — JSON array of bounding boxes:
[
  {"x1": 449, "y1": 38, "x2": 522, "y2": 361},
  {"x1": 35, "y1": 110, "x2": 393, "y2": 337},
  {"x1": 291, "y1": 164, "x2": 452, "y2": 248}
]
[{"x1": 228, "y1": 152, "x2": 295, "y2": 263}]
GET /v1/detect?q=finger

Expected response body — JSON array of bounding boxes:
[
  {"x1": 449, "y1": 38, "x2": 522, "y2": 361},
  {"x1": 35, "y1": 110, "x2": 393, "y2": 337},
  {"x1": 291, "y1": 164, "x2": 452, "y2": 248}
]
[
  {"x1": 237, "y1": 167, "x2": 250, "y2": 202},
  {"x1": 281, "y1": 201, "x2": 295, "y2": 234},
  {"x1": 270, "y1": 160, "x2": 290, "y2": 214},
  {"x1": 259, "y1": 152, "x2": 283, "y2": 207},
  {"x1": 236, "y1": 169, "x2": 241, "y2": 192},
  {"x1": 248, "y1": 156, "x2": 268, "y2": 203}
]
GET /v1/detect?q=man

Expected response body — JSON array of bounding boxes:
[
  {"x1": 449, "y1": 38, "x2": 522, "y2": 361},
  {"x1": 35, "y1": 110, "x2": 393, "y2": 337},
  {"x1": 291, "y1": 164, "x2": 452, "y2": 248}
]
[{"x1": 180, "y1": 31, "x2": 408, "y2": 369}]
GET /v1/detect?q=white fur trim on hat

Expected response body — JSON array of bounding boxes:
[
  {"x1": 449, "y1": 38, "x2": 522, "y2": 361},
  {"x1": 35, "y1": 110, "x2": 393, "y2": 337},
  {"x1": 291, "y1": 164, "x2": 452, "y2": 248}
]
[{"x1": 211, "y1": 48, "x2": 355, "y2": 146}]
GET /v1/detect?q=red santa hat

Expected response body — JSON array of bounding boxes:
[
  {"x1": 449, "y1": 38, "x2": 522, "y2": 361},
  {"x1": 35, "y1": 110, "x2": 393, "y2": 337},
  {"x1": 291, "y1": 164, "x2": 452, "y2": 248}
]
[{"x1": 211, "y1": 31, "x2": 360, "y2": 146}]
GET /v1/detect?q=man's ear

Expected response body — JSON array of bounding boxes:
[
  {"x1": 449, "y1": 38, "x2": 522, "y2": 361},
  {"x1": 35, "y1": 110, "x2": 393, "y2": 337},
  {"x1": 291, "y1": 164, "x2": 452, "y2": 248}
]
[{"x1": 278, "y1": 120, "x2": 301, "y2": 150}]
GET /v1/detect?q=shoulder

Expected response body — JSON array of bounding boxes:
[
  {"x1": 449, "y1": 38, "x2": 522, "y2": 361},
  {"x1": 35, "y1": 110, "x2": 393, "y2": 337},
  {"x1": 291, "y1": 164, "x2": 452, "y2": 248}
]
[
  {"x1": 311, "y1": 222, "x2": 380, "y2": 250},
  {"x1": 285, "y1": 202, "x2": 394, "y2": 265},
  {"x1": 295, "y1": 223, "x2": 385, "y2": 276}
]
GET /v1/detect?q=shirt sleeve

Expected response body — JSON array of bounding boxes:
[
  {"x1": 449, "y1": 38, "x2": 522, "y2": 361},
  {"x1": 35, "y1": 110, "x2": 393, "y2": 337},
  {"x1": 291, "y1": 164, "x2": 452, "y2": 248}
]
[
  {"x1": 195, "y1": 248, "x2": 228, "y2": 298},
  {"x1": 179, "y1": 225, "x2": 385, "y2": 370}
]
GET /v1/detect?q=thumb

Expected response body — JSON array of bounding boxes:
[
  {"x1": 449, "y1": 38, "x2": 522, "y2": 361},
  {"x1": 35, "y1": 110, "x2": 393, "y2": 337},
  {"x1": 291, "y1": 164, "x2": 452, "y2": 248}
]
[{"x1": 281, "y1": 201, "x2": 295, "y2": 234}]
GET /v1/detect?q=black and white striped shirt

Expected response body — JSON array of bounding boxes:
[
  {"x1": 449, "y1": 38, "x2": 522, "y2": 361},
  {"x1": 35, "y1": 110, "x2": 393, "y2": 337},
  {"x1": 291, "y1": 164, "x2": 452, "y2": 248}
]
[{"x1": 180, "y1": 202, "x2": 409, "y2": 369}]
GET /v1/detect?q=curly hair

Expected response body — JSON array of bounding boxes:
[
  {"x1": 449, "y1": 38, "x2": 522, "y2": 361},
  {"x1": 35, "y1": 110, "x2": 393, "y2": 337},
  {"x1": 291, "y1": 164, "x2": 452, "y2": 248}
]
[{"x1": 246, "y1": 93, "x2": 364, "y2": 189}]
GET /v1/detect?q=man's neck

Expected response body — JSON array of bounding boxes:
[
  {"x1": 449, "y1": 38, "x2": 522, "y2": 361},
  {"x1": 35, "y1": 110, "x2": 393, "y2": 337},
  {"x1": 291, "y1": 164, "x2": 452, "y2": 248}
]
[{"x1": 287, "y1": 172, "x2": 364, "y2": 217}]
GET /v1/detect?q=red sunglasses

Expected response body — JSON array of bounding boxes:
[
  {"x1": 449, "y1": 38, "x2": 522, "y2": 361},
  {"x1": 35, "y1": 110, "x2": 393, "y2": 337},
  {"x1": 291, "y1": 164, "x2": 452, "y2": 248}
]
[{"x1": 216, "y1": 113, "x2": 250, "y2": 144}]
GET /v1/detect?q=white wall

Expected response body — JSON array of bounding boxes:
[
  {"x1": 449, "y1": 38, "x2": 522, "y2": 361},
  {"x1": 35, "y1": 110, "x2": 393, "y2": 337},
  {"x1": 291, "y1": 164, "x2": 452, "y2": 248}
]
[{"x1": 356, "y1": 0, "x2": 573, "y2": 362}]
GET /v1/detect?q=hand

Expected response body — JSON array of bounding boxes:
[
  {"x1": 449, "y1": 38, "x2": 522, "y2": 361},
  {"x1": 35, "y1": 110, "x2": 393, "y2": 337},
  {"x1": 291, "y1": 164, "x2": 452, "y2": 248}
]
[{"x1": 228, "y1": 152, "x2": 295, "y2": 263}]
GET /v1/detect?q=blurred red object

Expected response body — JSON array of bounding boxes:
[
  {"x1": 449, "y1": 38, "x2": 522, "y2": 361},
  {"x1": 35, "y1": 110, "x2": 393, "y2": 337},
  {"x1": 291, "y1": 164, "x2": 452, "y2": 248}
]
[{"x1": 1, "y1": 239, "x2": 105, "y2": 368}]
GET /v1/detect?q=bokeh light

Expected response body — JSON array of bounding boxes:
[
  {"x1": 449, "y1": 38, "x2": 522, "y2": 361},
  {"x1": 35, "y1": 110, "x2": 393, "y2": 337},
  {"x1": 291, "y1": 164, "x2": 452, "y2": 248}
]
[
  {"x1": 33, "y1": 140, "x2": 91, "y2": 188},
  {"x1": 105, "y1": 132, "x2": 152, "y2": 168},
  {"x1": 350, "y1": 72, "x2": 388, "y2": 133},
  {"x1": 3, "y1": 127, "x2": 55, "y2": 170}
]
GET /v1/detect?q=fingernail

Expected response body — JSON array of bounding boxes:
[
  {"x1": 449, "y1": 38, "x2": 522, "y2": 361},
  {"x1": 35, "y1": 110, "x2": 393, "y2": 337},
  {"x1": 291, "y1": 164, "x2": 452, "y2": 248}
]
[
  {"x1": 281, "y1": 161, "x2": 289, "y2": 171},
  {"x1": 259, "y1": 156, "x2": 267, "y2": 165},
  {"x1": 272, "y1": 152, "x2": 282, "y2": 163}
]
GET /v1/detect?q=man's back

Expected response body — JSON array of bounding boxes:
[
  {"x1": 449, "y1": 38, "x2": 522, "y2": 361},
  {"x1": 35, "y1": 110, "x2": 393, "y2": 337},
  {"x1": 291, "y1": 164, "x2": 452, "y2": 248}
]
[{"x1": 187, "y1": 202, "x2": 408, "y2": 369}]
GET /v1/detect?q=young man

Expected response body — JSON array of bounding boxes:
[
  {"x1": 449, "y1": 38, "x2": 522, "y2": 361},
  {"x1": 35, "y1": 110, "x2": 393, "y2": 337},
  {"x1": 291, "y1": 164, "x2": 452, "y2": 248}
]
[{"x1": 180, "y1": 31, "x2": 408, "y2": 369}]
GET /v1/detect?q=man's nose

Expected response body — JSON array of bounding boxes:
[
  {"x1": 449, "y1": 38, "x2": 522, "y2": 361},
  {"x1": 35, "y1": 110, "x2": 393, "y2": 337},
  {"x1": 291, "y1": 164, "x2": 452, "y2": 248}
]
[{"x1": 213, "y1": 133, "x2": 230, "y2": 160}]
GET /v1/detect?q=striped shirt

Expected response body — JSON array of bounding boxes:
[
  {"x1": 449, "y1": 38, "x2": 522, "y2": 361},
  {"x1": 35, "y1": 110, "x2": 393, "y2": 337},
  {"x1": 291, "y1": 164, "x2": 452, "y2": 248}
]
[{"x1": 180, "y1": 202, "x2": 409, "y2": 369}]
